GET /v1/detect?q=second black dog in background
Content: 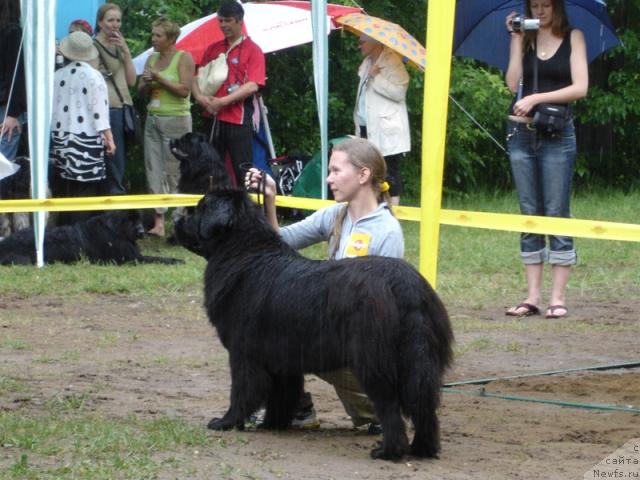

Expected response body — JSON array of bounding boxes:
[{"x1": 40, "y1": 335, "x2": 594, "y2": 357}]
[
  {"x1": 0, "y1": 210, "x2": 183, "y2": 265},
  {"x1": 170, "y1": 132, "x2": 230, "y2": 194}
]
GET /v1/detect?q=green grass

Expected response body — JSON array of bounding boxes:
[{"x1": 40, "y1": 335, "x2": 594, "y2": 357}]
[
  {"x1": 0, "y1": 238, "x2": 205, "y2": 297},
  {"x1": 0, "y1": 190, "x2": 637, "y2": 299},
  {"x1": 2, "y1": 338, "x2": 31, "y2": 351},
  {"x1": 0, "y1": 376, "x2": 27, "y2": 394},
  {"x1": 0, "y1": 412, "x2": 215, "y2": 479}
]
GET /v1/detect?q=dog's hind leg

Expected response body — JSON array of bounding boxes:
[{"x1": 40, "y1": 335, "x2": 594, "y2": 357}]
[
  {"x1": 208, "y1": 358, "x2": 271, "y2": 431},
  {"x1": 369, "y1": 400, "x2": 409, "y2": 460},
  {"x1": 408, "y1": 391, "x2": 440, "y2": 459},
  {"x1": 400, "y1": 313, "x2": 444, "y2": 459},
  {"x1": 261, "y1": 374, "x2": 303, "y2": 430},
  {"x1": 356, "y1": 372, "x2": 409, "y2": 460}
]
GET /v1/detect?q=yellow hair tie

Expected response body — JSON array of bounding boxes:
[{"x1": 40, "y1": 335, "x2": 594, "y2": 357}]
[{"x1": 380, "y1": 181, "x2": 390, "y2": 193}]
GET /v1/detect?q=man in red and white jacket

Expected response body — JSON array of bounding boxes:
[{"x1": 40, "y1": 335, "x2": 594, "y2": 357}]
[{"x1": 192, "y1": 0, "x2": 265, "y2": 186}]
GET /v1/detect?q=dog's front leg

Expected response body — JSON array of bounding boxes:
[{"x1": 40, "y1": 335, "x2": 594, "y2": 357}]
[
  {"x1": 207, "y1": 356, "x2": 267, "y2": 431},
  {"x1": 207, "y1": 406, "x2": 244, "y2": 431}
]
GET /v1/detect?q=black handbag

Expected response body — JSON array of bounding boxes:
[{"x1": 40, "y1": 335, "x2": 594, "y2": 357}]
[
  {"x1": 121, "y1": 102, "x2": 142, "y2": 143},
  {"x1": 533, "y1": 103, "x2": 569, "y2": 135},
  {"x1": 95, "y1": 40, "x2": 142, "y2": 143},
  {"x1": 531, "y1": 43, "x2": 570, "y2": 135}
]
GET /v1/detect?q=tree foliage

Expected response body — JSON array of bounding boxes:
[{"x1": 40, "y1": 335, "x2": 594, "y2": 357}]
[{"x1": 117, "y1": 0, "x2": 640, "y2": 197}]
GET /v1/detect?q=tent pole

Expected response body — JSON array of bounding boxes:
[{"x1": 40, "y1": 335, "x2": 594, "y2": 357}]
[{"x1": 258, "y1": 96, "x2": 276, "y2": 159}]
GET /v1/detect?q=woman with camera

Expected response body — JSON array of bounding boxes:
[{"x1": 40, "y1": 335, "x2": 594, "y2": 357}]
[{"x1": 504, "y1": 0, "x2": 588, "y2": 319}]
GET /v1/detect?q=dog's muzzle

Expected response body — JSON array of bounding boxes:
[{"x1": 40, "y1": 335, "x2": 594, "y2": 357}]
[{"x1": 168, "y1": 139, "x2": 190, "y2": 160}]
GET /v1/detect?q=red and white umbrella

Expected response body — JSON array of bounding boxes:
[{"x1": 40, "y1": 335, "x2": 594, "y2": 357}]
[{"x1": 133, "y1": 1, "x2": 361, "y2": 73}]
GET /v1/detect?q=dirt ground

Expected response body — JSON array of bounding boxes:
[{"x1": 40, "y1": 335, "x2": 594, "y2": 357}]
[{"x1": 1, "y1": 289, "x2": 639, "y2": 479}]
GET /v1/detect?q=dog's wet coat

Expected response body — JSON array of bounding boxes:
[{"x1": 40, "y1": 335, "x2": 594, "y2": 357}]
[{"x1": 175, "y1": 188, "x2": 454, "y2": 461}]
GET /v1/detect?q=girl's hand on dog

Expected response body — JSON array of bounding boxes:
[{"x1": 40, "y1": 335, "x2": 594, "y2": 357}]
[{"x1": 245, "y1": 168, "x2": 276, "y2": 199}]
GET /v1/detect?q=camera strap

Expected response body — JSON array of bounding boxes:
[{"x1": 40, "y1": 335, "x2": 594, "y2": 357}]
[{"x1": 533, "y1": 40, "x2": 539, "y2": 94}]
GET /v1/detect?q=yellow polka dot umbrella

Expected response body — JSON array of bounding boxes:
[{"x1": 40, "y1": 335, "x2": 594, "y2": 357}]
[{"x1": 336, "y1": 13, "x2": 426, "y2": 71}]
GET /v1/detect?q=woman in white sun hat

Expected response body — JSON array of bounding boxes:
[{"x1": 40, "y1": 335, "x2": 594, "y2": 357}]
[{"x1": 50, "y1": 31, "x2": 115, "y2": 225}]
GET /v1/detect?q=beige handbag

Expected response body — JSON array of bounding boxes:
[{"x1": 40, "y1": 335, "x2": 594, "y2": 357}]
[{"x1": 196, "y1": 36, "x2": 243, "y2": 96}]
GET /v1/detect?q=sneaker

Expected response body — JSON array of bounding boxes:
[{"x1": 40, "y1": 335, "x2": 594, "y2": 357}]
[
  {"x1": 247, "y1": 407, "x2": 265, "y2": 426},
  {"x1": 291, "y1": 404, "x2": 320, "y2": 429},
  {"x1": 366, "y1": 422, "x2": 382, "y2": 435}
]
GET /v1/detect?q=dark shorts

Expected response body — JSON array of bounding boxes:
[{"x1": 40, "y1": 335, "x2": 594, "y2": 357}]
[
  {"x1": 358, "y1": 126, "x2": 404, "y2": 197},
  {"x1": 384, "y1": 153, "x2": 404, "y2": 197}
]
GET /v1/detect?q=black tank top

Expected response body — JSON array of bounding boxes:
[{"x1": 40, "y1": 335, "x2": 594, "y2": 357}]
[{"x1": 510, "y1": 30, "x2": 573, "y2": 116}]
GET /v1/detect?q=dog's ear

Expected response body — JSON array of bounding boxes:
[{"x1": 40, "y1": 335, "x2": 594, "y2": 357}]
[
  {"x1": 193, "y1": 132, "x2": 207, "y2": 143},
  {"x1": 197, "y1": 193, "x2": 236, "y2": 240}
]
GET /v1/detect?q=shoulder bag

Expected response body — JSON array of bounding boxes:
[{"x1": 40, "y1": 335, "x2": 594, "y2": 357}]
[
  {"x1": 95, "y1": 40, "x2": 142, "y2": 143},
  {"x1": 531, "y1": 42, "x2": 570, "y2": 135},
  {"x1": 196, "y1": 36, "x2": 243, "y2": 97}
]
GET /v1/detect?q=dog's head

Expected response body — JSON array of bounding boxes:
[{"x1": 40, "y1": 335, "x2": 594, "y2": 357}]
[
  {"x1": 169, "y1": 132, "x2": 209, "y2": 162},
  {"x1": 171, "y1": 132, "x2": 231, "y2": 193},
  {"x1": 175, "y1": 189, "x2": 258, "y2": 258},
  {"x1": 87, "y1": 210, "x2": 146, "y2": 242}
]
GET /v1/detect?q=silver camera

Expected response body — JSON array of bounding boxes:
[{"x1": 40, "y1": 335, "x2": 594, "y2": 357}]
[{"x1": 512, "y1": 15, "x2": 540, "y2": 32}]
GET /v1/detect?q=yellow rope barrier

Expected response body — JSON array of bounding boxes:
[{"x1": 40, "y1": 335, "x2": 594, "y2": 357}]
[
  {"x1": 0, "y1": 194, "x2": 202, "y2": 213},
  {"x1": 2, "y1": 194, "x2": 638, "y2": 243}
]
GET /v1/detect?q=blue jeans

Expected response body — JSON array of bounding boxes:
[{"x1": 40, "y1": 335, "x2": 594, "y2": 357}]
[
  {"x1": 105, "y1": 107, "x2": 126, "y2": 194},
  {"x1": 0, "y1": 105, "x2": 26, "y2": 162},
  {"x1": 506, "y1": 119, "x2": 577, "y2": 266}
]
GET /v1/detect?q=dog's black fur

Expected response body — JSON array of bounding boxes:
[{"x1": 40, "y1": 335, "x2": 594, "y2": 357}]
[
  {"x1": 175, "y1": 188, "x2": 454, "y2": 461},
  {"x1": 170, "y1": 132, "x2": 230, "y2": 194},
  {"x1": 0, "y1": 210, "x2": 184, "y2": 265}
]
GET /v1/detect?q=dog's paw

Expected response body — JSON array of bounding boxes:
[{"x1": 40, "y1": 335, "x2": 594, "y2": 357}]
[
  {"x1": 207, "y1": 416, "x2": 244, "y2": 431},
  {"x1": 410, "y1": 443, "x2": 440, "y2": 459},
  {"x1": 370, "y1": 444, "x2": 406, "y2": 461}
]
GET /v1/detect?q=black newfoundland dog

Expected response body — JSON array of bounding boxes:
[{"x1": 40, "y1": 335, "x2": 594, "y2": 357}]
[
  {"x1": 0, "y1": 210, "x2": 183, "y2": 265},
  {"x1": 175, "y1": 188, "x2": 454, "y2": 461},
  {"x1": 169, "y1": 132, "x2": 230, "y2": 194}
]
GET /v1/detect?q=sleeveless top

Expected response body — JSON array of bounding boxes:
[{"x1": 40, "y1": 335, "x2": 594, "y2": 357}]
[
  {"x1": 147, "y1": 50, "x2": 191, "y2": 117},
  {"x1": 522, "y1": 30, "x2": 573, "y2": 98}
]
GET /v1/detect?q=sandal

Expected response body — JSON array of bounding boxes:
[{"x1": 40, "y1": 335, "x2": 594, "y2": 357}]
[
  {"x1": 545, "y1": 305, "x2": 568, "y2": 319},
  {"x1": 146, "y1": 230, "x2": 165, "y2": 238},
  {"x1": 506, "y1": 302, "x2": 540, "y2": 317}
]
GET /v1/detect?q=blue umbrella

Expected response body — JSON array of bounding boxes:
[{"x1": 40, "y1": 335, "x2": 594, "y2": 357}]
[{"x1": 454, "y1": 0, "x2": 621, "y2": 70}]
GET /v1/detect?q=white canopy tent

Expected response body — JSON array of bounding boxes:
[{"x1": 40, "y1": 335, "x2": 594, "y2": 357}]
[{"x1": 21, "y1": 0, "x2": 56, "y2": 267}]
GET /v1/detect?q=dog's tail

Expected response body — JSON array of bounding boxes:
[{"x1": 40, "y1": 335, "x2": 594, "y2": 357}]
[{"x1": 399, "y1": 285, "x2": 453, "y2": 458}]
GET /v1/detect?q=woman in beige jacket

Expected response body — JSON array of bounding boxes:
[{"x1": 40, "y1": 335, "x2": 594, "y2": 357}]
[{"x1": 354, "y1": 35, "x2": 410, "y2": 205}]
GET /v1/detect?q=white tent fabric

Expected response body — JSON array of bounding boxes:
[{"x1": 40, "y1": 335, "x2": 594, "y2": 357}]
[
  {"x1": 21, "y1": 0, "x2": 56, "y2": 267},
  {"x1": 0, "y1": 152, "x2": 20, "y2": 181},
  {"x1": 132, "y1": 2, "x2": 341, "y2": 74},
  {"x1": 311, "y1": 0, "x2": 329, "y2": 200}
]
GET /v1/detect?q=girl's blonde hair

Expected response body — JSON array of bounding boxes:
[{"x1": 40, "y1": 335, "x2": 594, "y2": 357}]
[{"x1": 329, "y1": 137, "x2": 393, "y2": 258}]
